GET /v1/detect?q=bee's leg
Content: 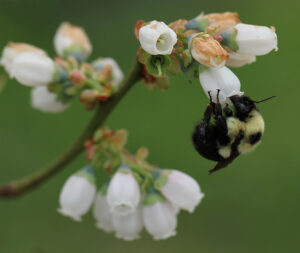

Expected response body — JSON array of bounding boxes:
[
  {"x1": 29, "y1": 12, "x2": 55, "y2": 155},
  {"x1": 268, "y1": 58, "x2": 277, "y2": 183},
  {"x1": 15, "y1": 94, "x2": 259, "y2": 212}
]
[
  {"x1": 201, "y1": 91, "x2": 215, "y2": 124},
  {"x1": 193, "y1": 102, "x2": 214, "y2": 145},
  {"x1": 208, "y1": 90, "x2": 213, "y2": 104},
  {"x1": 223, "y1": 103, "x2": 233, "y2": 117},
  {"x1": 212, "y1": 89, "x2": 224, "y2": 119},
  {"x1": 203, "y1": 103, "x2": 213, "y2": 124},
  {"x1": 216, "y1": 89, "x2": 221, "y2": 103},
  {"x1": 213, "y1": 89, "x2": 230, "y2": 145},
  {"x1": 209, "y1": 131, "x2": 244, "y2": 174}
]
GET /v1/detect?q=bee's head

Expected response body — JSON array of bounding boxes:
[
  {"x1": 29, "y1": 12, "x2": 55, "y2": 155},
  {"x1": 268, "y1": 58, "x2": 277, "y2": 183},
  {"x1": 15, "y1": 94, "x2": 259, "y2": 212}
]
[{"x1": 230, "y1": 96, "x2": 256, "y2": 120}]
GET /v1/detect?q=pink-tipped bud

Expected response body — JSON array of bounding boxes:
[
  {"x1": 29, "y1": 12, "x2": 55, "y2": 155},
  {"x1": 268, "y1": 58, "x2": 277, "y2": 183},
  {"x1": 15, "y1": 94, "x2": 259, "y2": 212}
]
[{"x1": 70, "y1": 70, "x2": 86, "y2": 86}]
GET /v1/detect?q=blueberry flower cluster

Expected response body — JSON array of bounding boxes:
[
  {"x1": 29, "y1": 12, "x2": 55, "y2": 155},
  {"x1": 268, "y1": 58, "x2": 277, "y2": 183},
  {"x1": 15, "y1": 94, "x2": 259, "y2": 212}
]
[
  {"x1": 58, "y1": 127, "x2": 204, "y2": 240},
  {"x1": 136, "y1": 12, "x2": 278, "y2": 103},
  {"x1": 0, "y1": 12, "x2": 279, "y2": 242},
  {"x1": 0, "y1": 23, "x2": 124, "y2": 112}
]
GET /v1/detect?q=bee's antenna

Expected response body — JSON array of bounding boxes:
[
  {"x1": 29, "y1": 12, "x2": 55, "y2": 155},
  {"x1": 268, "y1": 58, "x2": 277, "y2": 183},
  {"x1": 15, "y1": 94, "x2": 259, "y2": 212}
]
[{"x1": 254, "y1": 96, "x2": 276, "y2": 103}]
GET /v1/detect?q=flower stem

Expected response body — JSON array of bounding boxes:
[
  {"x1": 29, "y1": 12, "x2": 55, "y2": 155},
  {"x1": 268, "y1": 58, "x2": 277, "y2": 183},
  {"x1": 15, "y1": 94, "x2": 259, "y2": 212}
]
[{"x1": 0, "y1": 60, "x2": 143, "y2": 198}]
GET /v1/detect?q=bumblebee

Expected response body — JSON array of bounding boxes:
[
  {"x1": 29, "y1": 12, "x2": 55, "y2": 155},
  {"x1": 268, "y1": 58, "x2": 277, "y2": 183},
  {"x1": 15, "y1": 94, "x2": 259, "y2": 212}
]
[{"x1": 192, "y1": 90, "x2": 275, "y2": 174}]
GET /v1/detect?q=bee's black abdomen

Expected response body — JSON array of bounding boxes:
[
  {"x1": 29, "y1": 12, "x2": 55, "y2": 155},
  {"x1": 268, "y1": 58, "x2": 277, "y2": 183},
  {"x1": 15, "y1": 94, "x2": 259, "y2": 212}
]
[{"x1": 192, "y1": 122, "x2": 225, "y2": 162}]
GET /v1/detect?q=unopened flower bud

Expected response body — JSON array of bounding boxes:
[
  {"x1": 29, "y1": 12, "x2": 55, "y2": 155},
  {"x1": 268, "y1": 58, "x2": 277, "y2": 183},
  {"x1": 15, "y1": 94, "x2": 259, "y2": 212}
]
[
  {"x1": 93, "y1": 191, "x2": 114, "y2": 233},
  {"x1": 139, "y1": 21, "x2": 177, "y2": 55},
  {"x1": 79, "y1": 89, "x2": 99, "y2": 104},
  {"x1": 204, "y1": 12, "x2": 240, "y2": 33},
  {"x1": 221, "y1": 24, "x2": 278, "y2": 56},
  {"x1": 190, "y1": 34, "x2": 229, "y2": 68},
  {"x1": 143, "y1": 190, "x2": 177, "y2": 240},
  {"x1": 11, "y1": 52, "x2": 60, "y2": 86},
  {"x1": 168, "y1": 19, "x2": 188, "y2": 33},
  {"x1": 226, "y1": 52, "x2": 256, "y2": 67},
  {"x1": 186, "y1": 12, "x2": 240, "y2": 33},
  {"x1": 134, "y1": 20, "x2": 145, "y2": 39},
  {"x1": 107, "y1": 167, "x2": 141, "y2": 216},
  {"x1": 0, "y1": 42, "x2": 46, "y2": 75},
  {"x1": 92, "y1": 58, "x2": 124, "y2": 92},
  {"x1": 54, "y1": 57, "x2": 69, "y2": 70},
  {"x1": 70, "y1": 70, "x2": 86, "y2": 86},
  {"x1": 58, "y1": 166, "x2": 96, "y2": 221},
  {"x1": 112, "y1": 207, "x2": 143, "y2": 241},
  {"x1": 31, "y1": 86, "x2": 69, "y2": 113},
  {"x1": 157, "y1": 170, "x2": 204, "y2": 213},
  {"x1": 54, "y1": 22, "x2": 92, "y2": 61},
  {"x1": 199, "y1": 66, "x2": 243, "y2": 104}
]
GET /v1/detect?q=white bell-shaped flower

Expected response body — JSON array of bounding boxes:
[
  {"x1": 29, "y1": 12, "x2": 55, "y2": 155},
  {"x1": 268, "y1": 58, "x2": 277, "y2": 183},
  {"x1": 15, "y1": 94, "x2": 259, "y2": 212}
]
[
  {"x1": 31, "y1": 86, "x2": 69, "y2": 113},
  {"x1": 235, "y1": 23, "x2": 278, "y2": 56},
  {"x1": 143, "y1": 199, "x2": 177, "y2": 240},
  {"x1": 54, "y1": 22, "x2": 92, "y2": 61},
  {"x1": 226, "y1": 52, "x2": 256, "y2": 67},
  {"x1": 112, "y1": 207, "x2": 143, "y2": 241},
  {"x1": 92, "y1": 57, "x2": 124, "y2": 91},
  {"x1": 159, "y1": 170, "x2": 204, "y2": 213},
  {"x1": 139, "y1": 20, "x2": 177, "y2": 55},
  {"x1": 172, "y1": 204, "x2": 180, "y2": 215},
  {"x1": 11, "y1": 52, "x2": 59, "y2": 87},
  {"x1": 199, "y1": 66, "x2": 244, "y2": 104},
  {"x1": 107, "y1": 167, "x2": 141, "y2": 216},
  {"x1": 58, "y1": 166, "x2": 96, "y2": 221},
  {"x1": 0, "y1": 42, "x2": 46, "y2": 75},
  {"x1": 93, "y1": 191, "x2": 114, "y2": 233}
]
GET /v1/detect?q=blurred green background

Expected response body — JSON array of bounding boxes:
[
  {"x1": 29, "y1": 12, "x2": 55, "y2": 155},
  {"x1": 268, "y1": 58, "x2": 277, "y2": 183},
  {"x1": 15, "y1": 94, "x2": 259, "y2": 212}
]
[{"x1": 0, "y1": 0, "x2": 299, "y2": 252}]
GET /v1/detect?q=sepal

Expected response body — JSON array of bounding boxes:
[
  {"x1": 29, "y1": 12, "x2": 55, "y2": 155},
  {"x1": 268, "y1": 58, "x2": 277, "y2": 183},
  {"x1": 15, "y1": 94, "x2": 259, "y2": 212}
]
[
  {"x1": 143, "y1": 186, "x2": 166, "y2": 206},
  {"x1": 145, "y1": 55, "x2": 171, "y2": 77},
  {"x1": 185, "y1": 14, "x2": 209, "y2": 32},
  {"x1": 220, "y1": 27, "x2": 239, "y2": 51}
]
